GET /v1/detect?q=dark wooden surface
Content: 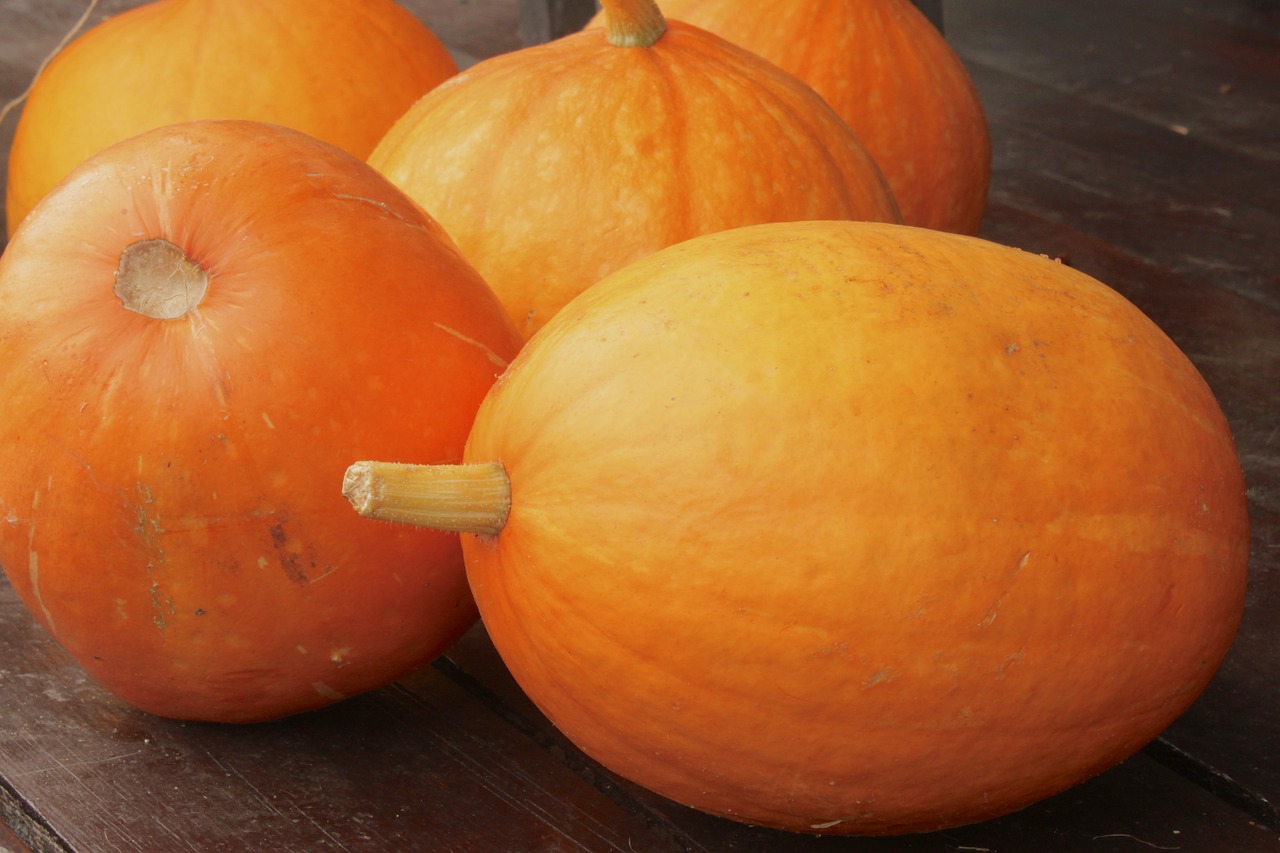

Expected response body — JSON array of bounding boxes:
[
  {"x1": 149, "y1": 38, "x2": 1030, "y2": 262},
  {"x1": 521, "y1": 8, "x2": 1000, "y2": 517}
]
[{"x1": 1, "y1": 1, "x2": 1278, "y2": 850}]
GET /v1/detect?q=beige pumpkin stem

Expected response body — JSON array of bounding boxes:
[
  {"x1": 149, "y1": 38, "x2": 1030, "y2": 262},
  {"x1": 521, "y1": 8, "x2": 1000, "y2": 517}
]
[
  {"x1": 600, "y1": 0, "x2": 667, "y2": 48},
  {"x1": 114, "y1": 238, "x2": 209, "y2": 319},
  {"x1": 343, "y1": 461, "x2": 511, "y2": 536}
]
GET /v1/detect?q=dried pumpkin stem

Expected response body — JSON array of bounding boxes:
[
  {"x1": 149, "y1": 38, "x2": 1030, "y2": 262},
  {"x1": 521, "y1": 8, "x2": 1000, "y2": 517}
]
[
  {"x1": 600, "y1": 0, "x2": 667, "y2": 48},
  {"x1": 342, "y1": 460, "x2": 510, "y2": 536},
  {"x1": 114, "y1": 238, "x2": 208, "y2": 319}
]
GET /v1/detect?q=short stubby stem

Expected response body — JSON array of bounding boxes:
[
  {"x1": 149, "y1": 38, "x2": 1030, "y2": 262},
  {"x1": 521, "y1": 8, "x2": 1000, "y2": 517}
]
[
  {"x1": 114, "y1": 238, "x2": 209, "y2": 319},
  {"x1": 600, "y1": 0, "x2": 667, "y2": 48},
  {"x1": 343, "y1": 460, "x2": 511, "y2": 536}
]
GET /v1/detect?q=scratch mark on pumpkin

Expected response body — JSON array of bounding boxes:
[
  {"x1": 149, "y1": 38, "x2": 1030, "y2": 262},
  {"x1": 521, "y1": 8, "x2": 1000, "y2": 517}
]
[
  {"x1": 433, "y1": 322, "x2": 510, "y2": 369},
  {"x1": 978, "y1": 551, "x2": 1031, "y2": 628},
  {"x1": 149, "y1": 580, "x2": 175, "y2": 631},
  {"x1": 996, "y1": 651, "x2": 1027, "y2": 680},
  {"x1": 28, "y1": 537, "x2": 57, "y2": 635},
  {"x1": 313, "y1": 681, "x2": 347, "y2": 701},
  {"x1": 331, "y1": 193, "x2": 429, "y2": 232},
  {"x1": 17, "y1": 491, "x2": 57, "y2": 631},
  {"x1": 862, "y1": 667, "x2": 898, "y2": 690}
]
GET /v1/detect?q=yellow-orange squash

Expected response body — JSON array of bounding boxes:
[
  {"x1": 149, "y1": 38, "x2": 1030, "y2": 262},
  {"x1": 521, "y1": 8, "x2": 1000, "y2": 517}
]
[
  {"x1": 346, "y1": 220, "x2": 1249, "y2": 834},
  {"x1": 5, "y1": 0, "x2": 458, "y2": 236},
  {"x1": 0, "y1": 120, "x2": 522, "y2": 722},
  {"x1": 370, "y1": 0, "x2": 898, "y2": 338},
  {"x1": 593, "y1": 0, "x2": 991, "y2": 234}
]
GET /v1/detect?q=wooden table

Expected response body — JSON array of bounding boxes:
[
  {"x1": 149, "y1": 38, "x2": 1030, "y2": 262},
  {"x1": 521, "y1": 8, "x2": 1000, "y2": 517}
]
[{"x1": 1, "y1": 1, "x2": 1277, "y2": 850}]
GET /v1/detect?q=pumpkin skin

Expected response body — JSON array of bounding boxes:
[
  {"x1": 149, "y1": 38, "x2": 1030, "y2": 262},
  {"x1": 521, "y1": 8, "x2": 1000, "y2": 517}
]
[
  {"x1": 5, "y1": 0, "x2": 458, "y2": 237},
  {"x1": 0, "y1": 120, "x2": 522, "y2": 722},
  {"x1": 452, "y1": 221, "x2": 1248, "y2": 833},
  {"x1": 369, "y1": 0, "x2": 899, "y2": 339},
  {"x1": 592, "y1": 0, "x2": 991, "y2": 234}
]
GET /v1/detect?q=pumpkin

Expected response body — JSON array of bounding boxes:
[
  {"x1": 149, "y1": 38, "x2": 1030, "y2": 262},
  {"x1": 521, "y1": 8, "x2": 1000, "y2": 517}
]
[
  {"x1": 345, "y1": 220, "x2": 1249, "y2": 834},
  {"x1": 4, "y1": 0, "x2": 459, "y2": 237},
  {"x1": 590, "y1": 0, "x2": 991, "y2": 234},
  {"x1": 369, "y1": 0, "x2": 899, "y2": 339},
  {"x1": 0, "y1": 120, "x2": 523, "y2": 723}
]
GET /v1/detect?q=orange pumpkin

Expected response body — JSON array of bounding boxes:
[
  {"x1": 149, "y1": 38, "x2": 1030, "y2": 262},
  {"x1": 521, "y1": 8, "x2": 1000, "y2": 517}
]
[
  {"x1": 5, "y1": 0, "x2": 458, "y2": 237},
  {"x1": 369, "y1": 0, "x2": 899, "y2": 338},
  {"x1": 592, "y1": 0, "x2": 991, "y2": 234},
  {"x1": 346, "y1": 220, "x2": 1249, "y2": 834},
  {"x1": 0, "y1": 120, "x2": 522, "y2": 722}
]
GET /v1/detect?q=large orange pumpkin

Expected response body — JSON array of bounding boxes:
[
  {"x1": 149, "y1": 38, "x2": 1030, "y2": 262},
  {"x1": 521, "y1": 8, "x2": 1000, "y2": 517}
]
[
  {"x1": 5, "y1": 0, "x2": 458, "y2": 237},
  {"x1": 0, "y1": 120, "x2": 522, "y2": 722},
  {"x1": 346, "y1": 220, "x2": 1249, "y2": 834},
  {"x1": 592, "y1": 0, "x2": 991, "y2": 234},
  {"x1": 369, "y1": 0, "x2": 899, "y2": 338}
]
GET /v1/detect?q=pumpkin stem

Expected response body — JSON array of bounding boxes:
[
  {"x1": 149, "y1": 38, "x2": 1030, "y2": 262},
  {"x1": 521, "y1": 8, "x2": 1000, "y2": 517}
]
[
  {"x1": 114, "y1": 238, "x2": 209, "y2": 320},
  {"x1": 343, "y1": 460, "x2": 511, "y2": 536},
  {"x1": 600, "y1": 0, "x2": 667, "y2": 48}
]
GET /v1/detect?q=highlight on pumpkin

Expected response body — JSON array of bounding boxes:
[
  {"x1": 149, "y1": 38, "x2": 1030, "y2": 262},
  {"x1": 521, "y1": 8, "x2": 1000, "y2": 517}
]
[
  {"x1": 343, "y1": 461, "x2": 511, "y2": 536},
  {"x1": 4, "y1": 0, "x2": 459, "y2": 238}
]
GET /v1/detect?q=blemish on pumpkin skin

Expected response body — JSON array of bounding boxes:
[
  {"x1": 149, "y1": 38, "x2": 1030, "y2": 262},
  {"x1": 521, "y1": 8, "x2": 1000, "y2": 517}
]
[
  {"x1": 268, "y1": 523, "x2": 334, "y2": 585},
  {"x1": 978, "y1": 551, "x2": 1031, "y2": 628},
  {"x1": 148, "y1": 580, "x2": 176, "y2": 631},
  {"x1": 433, "y1": 322, "x2": 510, "y2": 369},
  {"x1": 996, "y1": 651, "x2": 1027, "y2": 680},
  {"x1": 313, "y1": 681, "x2": 347, "y2": 701},
  {"x1": 331, "y1": 193, "x2": 430, "y2": 233},
  {"x1": 28, "y1": 545, "x2": 57, "y2": 634},
  {"x1": 862, "y1": 667, "x2": 897, "y2": 690}
]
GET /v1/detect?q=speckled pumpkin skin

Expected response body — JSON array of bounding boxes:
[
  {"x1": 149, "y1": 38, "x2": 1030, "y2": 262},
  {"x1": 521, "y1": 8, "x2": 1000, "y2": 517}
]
[
  {"x1": 458, "y1": 220, "x2": 1248, "y2": 834},
  {"x1": 601, "y1": 0, "x2": 991, "y2": 234},
  {"x1": 5, "y1": 0, "x2": 458, "y2": 236},
  {"x1": 369, "y1": 18, "x2": 899, "y2": 339},
  {"x1": 0, "y1": 121, "x2": 521, "y2": 722}
]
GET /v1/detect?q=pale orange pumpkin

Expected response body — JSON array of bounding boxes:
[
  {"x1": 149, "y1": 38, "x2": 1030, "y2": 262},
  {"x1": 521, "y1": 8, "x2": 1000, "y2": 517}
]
[
  {"x1": 0, "y1": 120, "x2": 522, "y2": 722},
  {"x1": 592, "y1": 0, "x2": 992, "y2": 234},
  {"x1": 5, "y1": 0, "x2": 458, "y2": 237},
  {"x1": 370, "y1": 0, "x2": 899, "y2": 338},
  {"x1": 347, "y1": 220, "x2": 1249, "y2": 834}
]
